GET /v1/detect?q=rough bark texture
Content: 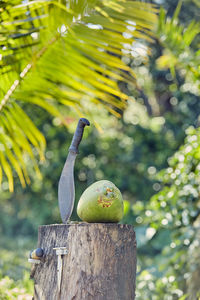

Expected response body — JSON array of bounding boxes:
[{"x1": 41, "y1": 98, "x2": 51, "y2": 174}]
[{"x1": 31, "y1": 223, "x2": 136, "y2": 300}]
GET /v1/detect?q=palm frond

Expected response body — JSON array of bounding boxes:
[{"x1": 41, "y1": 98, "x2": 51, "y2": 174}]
[
  {"x1": 0, "y1": 0, "x2": 157, "y2": 190},
  {"x1": 156, "y1": 4, "x2": 200, "y2": 78}
]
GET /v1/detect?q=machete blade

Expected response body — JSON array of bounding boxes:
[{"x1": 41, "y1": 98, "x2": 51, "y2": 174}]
[
  {"x1": 58, "y1": 152, "x2": 76, "y2": 223},
  {"x1": 58, "y1": 118, "x2": 90, "y2": 223}
]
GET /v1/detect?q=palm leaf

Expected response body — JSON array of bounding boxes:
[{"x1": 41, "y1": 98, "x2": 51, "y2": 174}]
[
  {"x1": 156, "y1": 4, "x2": 200, "y2": 78},
  {"x1": 0, "y1": 0, "x2": 157, "y2": 190}
]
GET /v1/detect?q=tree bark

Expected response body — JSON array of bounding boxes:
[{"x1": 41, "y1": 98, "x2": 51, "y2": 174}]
[{"x1": 31, "y1": 223, "x2": 136, "y2": 300}]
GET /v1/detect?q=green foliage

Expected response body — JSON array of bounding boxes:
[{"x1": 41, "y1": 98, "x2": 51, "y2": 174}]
[
  {"x1": 149, "y1": 126, "x2": 200, "y2": 229},
  {"x1": 0, "y1": 272, "x2": 33, "y2": 300},
  {"x1": 156, "y1": 2, "x2": 200, "y2": 80},
  {"x1": 136, "y1": 126, "x2": 200, "y2": 299},
  {"x1": 131, "y1": 2, "x2": 200, "y2": 299},
  {"x1": 0, "y1": 0, "x2": 157, "y2": 191}
]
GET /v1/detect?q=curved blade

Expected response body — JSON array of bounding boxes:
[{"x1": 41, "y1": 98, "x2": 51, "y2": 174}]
[
  {"x1": 58, "y1": 152, "x2": 77, "y2": 223},
  {"x1": 58, "y1": 118, "x2": 90, "y2": 223}
]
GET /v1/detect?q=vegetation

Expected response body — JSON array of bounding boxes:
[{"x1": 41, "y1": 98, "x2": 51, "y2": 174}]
[
  {"x1": 0, "y1": 0, "x2": 200, "y2": 299},
  {"x1": 0, "y1": 0, "x2": 156, "y2": 191},
  {"x1": 0, "y1": 272, "x2": 32, "y2": 300}
]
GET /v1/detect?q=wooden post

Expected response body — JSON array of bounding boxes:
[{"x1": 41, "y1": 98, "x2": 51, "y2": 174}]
[{"x1": 31, "y1": 223, "x2": 137, "y2": 300}]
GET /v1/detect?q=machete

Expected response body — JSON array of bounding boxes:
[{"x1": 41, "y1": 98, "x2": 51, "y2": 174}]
[{"x1": 58, "y1": 118, "x2": 90, "y2": 223}]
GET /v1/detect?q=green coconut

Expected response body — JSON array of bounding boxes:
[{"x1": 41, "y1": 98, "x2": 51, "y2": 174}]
[{"x1": 77, "y1": 180, "x2": 124, "y2": 223}]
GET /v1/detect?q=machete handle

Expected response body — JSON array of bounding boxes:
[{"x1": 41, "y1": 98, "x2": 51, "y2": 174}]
[{"x1": 69, "y1": 118, "x2": 90, "y2": 154}]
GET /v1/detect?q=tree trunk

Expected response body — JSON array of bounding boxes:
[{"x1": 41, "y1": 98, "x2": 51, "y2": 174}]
[{"x1": 31, "y1": 223, "x2": 136, "y2": 300}]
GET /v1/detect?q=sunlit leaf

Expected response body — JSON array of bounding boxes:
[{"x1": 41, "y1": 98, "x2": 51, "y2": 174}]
[{"x1": 0, "y1": 0, "x2": 157, "y2": 189}]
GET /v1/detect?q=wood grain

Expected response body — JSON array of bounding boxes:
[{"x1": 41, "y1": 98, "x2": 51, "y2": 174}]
[{"x1": 31, "y1": 223, "x2": 136, "y2": 300}]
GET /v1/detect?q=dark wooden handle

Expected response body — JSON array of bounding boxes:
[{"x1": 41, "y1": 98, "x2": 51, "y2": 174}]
[{"x1": 69, "y1": 118, "x2": 90, "y2": 154}]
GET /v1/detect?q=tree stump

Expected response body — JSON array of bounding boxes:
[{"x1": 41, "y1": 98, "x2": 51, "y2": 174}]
[{"x1": 31, "y1": 223, "x2": 137, "y2": 300}]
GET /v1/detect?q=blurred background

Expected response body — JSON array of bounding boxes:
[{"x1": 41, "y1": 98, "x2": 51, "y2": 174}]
[{"x1": 0, "y1": 0, "x2": 200, "y2": 299}]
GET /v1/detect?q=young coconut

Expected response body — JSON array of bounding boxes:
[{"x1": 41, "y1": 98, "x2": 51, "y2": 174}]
[{"x1": 77, "y1": 180, "x2": 124, "y2": 223}]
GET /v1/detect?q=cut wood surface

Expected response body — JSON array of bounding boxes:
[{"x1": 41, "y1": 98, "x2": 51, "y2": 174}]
[{"x1": 31, "y1": 223, "x2": 136, "y2": 300}]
